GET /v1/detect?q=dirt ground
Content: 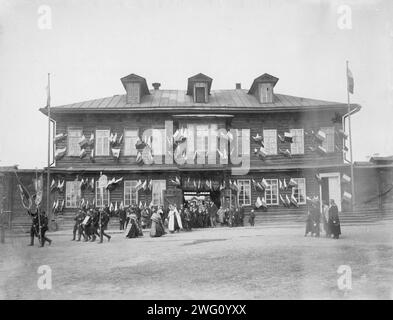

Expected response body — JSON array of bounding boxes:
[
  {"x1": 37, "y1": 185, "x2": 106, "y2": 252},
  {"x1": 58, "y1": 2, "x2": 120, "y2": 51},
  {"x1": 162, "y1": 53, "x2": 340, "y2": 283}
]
[{"x1": 1, "y1": 222, "x2": 393, "y2": 300}]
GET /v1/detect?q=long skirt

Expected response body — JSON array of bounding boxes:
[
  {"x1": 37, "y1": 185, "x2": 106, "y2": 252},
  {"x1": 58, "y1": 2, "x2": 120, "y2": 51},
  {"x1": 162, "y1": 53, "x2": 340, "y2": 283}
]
[
  {"x1": 126, "y1": 220, "x2": 143, "y2": 238},
  {"x1": 329, "y1": 221, "x2": 341, "y2": 238},
  {"x1": 150, "y1": 220, "x2": 165, "y2": 237}
]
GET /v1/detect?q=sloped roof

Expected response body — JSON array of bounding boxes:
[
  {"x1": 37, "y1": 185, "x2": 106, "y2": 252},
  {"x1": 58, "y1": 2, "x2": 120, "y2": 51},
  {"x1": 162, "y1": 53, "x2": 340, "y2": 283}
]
[
  {"x1": 120, "y1": 73, "x2": 150, "y2": 95},
  {"x1": 40, "y1": 89, "x2": 361, "y2": 115},
  {"x1": 248, "y1": 73, "x2": 279, "y2": 94},
  {"x1": 186, "y1": 73, "x2": 213, "y2": 95}
]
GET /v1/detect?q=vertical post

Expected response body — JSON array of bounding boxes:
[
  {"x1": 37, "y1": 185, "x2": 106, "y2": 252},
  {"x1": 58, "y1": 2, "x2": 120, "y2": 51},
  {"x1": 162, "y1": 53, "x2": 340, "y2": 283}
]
[
  {"x1": 36, "y1": 168, "x2": 42, "y2": 245},
  {"x1": 46, "y1": 73, "x2": 52, "y2": 229},
  {"x1": 346, "y1": 61, "x2": 355, "y2": 210}
]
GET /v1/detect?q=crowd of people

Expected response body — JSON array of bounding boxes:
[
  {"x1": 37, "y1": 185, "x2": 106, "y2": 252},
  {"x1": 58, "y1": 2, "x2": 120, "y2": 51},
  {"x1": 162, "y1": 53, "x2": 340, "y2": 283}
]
[
  {"x1": 305, "y1": 199, "x2": 341, "y2": 239},
  {"x1": 26, "y1": 197, "x2": 341, "y2": 247},
  {"x1": 117, "y1": 200, "x2": 255, "y2": 239},
  {"x1": 71, "y1": 207, "x2": 111, "y2": 243}
]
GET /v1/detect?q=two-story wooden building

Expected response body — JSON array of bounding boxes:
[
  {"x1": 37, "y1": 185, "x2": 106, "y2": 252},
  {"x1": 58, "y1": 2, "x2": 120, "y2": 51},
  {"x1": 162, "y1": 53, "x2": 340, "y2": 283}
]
[{"x1": 39, "y1": 72, "x2": 361, "y2": 220}]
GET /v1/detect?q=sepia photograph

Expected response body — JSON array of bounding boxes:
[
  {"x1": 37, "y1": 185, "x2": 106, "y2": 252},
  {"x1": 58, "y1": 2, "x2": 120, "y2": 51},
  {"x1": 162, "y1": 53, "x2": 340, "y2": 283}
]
[{"x1": 0, "y1": 0, "x2": 393, "y2": 307}]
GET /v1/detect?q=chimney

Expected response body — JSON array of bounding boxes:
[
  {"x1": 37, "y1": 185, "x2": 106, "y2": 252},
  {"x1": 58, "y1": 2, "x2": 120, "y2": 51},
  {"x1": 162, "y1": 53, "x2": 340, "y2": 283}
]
[
  {"x1": 152, "y1": 82, "x2": 161, "y2": 90},
  {"x1": 236, "y1": 83, "x2": 241, "y2": 89}
]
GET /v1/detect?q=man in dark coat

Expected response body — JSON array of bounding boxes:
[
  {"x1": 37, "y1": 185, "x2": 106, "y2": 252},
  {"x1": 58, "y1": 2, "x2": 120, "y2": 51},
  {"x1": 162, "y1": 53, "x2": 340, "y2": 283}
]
[
  {"x1": 99, "y1": 209, "x2": 111, "y2": 243},
  {"x1": 72, "y1": 209, "x2": 85, "y2": 241},
  {"x1": 248, "y1": 209, "x2": 255, "y2": 226},
  {"x1": 38, "y1": 210, "x2": 52, "y2": 247},
  {"x1": 239, "y1": 205, "x2": 245, "y2": 227},
  {"x1": 27, "y1": 209, "x2": 39, "y2": 246},
  {"x1": 328, "y1": 199, "x2": 341, "y2": 239},
  {"x1": 119, "y1": 207, "x2": 126, "y2": 230}
]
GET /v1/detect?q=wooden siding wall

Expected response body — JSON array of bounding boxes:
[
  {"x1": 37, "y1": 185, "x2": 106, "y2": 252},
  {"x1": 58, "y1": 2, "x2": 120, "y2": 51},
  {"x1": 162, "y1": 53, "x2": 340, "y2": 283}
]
[
  {"x1": 353, "y1": 167, "x2": 393, "y2": 212},
  {"x1": 230, "y1": 110, "x2": 344, "y2": 168},
  {"x1": 54, "y1": 110, "x2": 345, "y2": 169}
]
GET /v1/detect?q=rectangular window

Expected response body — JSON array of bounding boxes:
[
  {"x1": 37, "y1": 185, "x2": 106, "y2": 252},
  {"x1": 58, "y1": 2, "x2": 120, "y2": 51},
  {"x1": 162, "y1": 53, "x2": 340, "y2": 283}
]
[
  {"x1": 196, "y1": 125, "x2": 209, "y2": 153},
  {"x1": 195, "y1": 87, "x2": 206, "y2": 103},
  {"x1": 321, "y1": 127, "x2": 335, "y2": 153},
  {"x1": 291, "y1": 178, "x2": 306, "y2": 205},
  {"x1": 235, "y1": 129, "x2": 242, "y2": 157},
  {"x1": 152, "y1": 180, "x2": 166, "y2": 206},
  {"x1": 124, "y1": 180, "x2": 138, "y2": 206},
  {"x1": 65, "y1": 181, "x2": 81, "y2": 208},
  {"x1": 124, "y1": 129, "x2": 139, "y2": 156},
  {"x1": 95, "y1": 129, "x2": 110, "y2": 156},
  {"x1": 151, "y1": 129, "x2": 166, "y2": 156},
  {"x1": 67, "y1": 129, "x2": 82, "y2": 156},
  {"x1": 237, "y1": 179, "x2": 251, "y2": 206},
  {"x1": 264, "y1": 179, "x2": 279, "y2": 205},
  {"x1": 263, "y1": 129, "x2": 277, "y2": 155},
  {"x1": 95, "y1": 181, "x2": 110, "y2": 207},
  {"x1": 290, "y1": 129, "x2": 304, "y2": 155}
]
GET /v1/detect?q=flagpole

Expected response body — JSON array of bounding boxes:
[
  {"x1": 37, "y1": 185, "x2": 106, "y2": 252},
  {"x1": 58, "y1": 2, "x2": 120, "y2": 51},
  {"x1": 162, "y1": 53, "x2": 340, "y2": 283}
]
[
  {"x1": 36, "y1": 167, "x2": 42, "y2": 245},
  {"x1": 346, "y1": 61, "x2": 355, "y2": 210},
  {"x1": 46, "y1": 73, "x2": 51, "y2": 229}
]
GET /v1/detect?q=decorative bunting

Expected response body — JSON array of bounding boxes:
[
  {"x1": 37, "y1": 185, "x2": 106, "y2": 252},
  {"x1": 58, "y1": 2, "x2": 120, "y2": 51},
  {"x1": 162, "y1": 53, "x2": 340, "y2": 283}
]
[
  {"x1": 279, "y1": 148, "x2": 292, "y2": 158},
  {"x1": 315, "y1": 130, "x2": 326, "y2": 142},
  {"x1": 79, "y1": 148, "x2": 87, "y2": 159},
  {"x1": 290, "y1": 194, "x2": 299, "y2": 207},
  {"x1": 288, "y1": 178, "x2": 298, "y2": 187},
  {"x1": 55, "y1": 147, "x2": 67, "y2": 160},
  {"x1": 88, "y1": 133, "x2": 95, "y2": 146},
  {"x1": 78, "y1": 135, "x2": 88, "y2": 148},
  {"x1": 284, "y1": 132, "x2": 293, "y2": 143},
  {"x1": 112, "y1": 148, "x2": 121, "y2": 159},
  {"x1": 54, "y1": 133, "x2": 67, "y2": 143}
]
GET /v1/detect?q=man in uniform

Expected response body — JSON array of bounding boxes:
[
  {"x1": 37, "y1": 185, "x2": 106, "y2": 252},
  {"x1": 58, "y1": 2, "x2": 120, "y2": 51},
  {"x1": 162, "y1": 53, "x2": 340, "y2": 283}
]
[
  {"x1": 119, "y1": 206, "x2": 126, "y2": 230},
  {"x1": 27, "y1": 209, "x2": 39, "y2": 246},
  {"x1": 99, "y1": 208, "x2": 111, "y2": 243},
  {"x1": 72, "y1": 209, "x2": 85, "y2": 241},
  {"x1": 239, "y1": 205, "x2": 245, "y2": 227},
  {"x1": 38, "y1": 210, "x2": 52, "y2": 247}
]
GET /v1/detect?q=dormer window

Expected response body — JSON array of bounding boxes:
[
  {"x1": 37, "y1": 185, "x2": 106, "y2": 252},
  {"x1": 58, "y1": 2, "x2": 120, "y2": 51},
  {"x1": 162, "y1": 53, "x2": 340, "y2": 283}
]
[
  {"x1": 248, "y1": 73, "x2": 279, "y2": 104},
  {"x1": 195, "y1": 84, "x2": 207, "y2": 103},
  {"x1": 120, "y1": 73, "x2": 150, "y2": 104},
  {"x1": 260, "y1": 83, "x2": 274, "y2": 103},
  {"x1": 187, "y1": 73, "x2": 213, "y2": 104}
]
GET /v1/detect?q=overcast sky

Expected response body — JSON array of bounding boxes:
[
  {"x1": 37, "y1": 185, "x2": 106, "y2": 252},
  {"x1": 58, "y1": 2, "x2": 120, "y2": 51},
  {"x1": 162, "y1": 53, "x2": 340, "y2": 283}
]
[{"x1": 0, "y1": 0, "x2": 392, "y2": 168}]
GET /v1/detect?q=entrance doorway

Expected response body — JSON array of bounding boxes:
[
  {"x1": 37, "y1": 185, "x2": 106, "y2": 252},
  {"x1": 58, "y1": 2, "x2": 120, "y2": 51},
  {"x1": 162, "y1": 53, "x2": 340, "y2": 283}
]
[
  {"x1": 183, "y1": 191, "x2": 221, "y2": 208},
  {"x1": 319, "y1": 172, "x2": 342, "y2": 212}
]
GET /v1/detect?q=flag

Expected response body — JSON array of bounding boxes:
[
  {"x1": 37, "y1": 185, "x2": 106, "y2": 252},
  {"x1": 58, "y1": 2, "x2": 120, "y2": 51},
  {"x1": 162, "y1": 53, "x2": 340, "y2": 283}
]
[
  {"x1": 18, "y1": 183, "x2": 32, "y2": 210},
  {"x1": 34, "y1": 174, "x2": 44, "y2": 206},
  {"x1": 284, "y1": 132, "x2": 293, "y2": 143},
  {"x1": 255, "y1": 196, "x2": 263, "y2": 208},
  {"x1": 88, "y1": 133, "x2": 95, "y2": 146},
  {"x1": 54, "y1": 133, "x2": 67, "y2": 143},
  {"x1": 79, "y1": 148, "x2": 87, "y2": 159},
  {"x1": 55, "y1": 147, "x2": 67, "y2": 160},
  {"x1": 90, "y1": 149, "x2": 95, "y2": 162},
  {"x1": 347, "y1": 65, "x2": 354, "y2": 94},
  {"x1": 78, "y1": 135, "x2": 88, "y2": 148},
  {"x1": 290, "y1": 194, "x2": 299, "y2": 207},
  {"x1": 288, "y1": 178, "x2": 298, "y2": 187},
  {"x1": 112, "y1": 148, "x2": 121, "y2": 159}
]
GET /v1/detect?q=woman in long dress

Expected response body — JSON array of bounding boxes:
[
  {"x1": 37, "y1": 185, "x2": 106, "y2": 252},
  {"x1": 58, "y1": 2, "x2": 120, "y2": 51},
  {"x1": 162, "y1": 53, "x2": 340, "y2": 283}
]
[
  {"x1": 168, "y1": 204, "x2": 183, "y2": 233},
  {"x1": 328, "y1": 199, "x2": 341, "y2": 239},
  {"x1": 150, "y1": 207, "x2": 166, "y2": 237},
  {"x1": 125, "y1": 211, "x2": 143, "y2": 238}
]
